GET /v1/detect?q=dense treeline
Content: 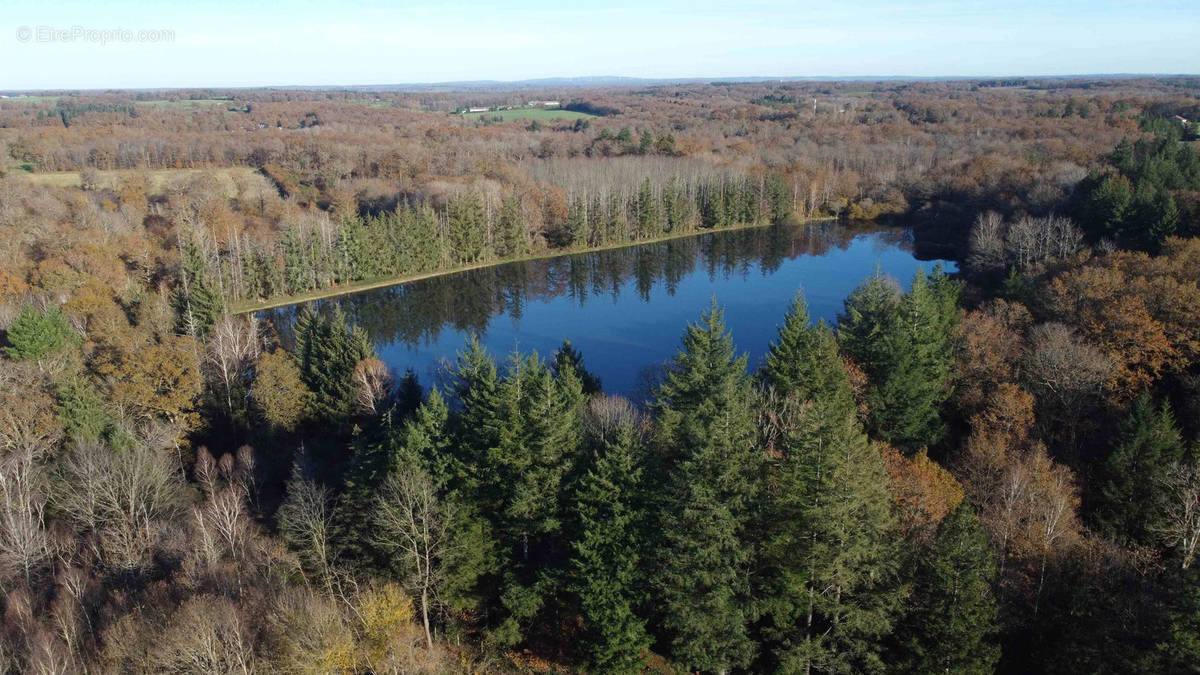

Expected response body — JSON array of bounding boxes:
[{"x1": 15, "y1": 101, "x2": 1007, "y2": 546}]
[
  {"x1": 4, "y1": 77, "x2": 1200, "y2": 672},
  {"x1": 176, "y1": 171, "x2": 792, "y2": 318},
  {"x1": 1071, "y1": 118, "x2": 1200, "y2": 250}
]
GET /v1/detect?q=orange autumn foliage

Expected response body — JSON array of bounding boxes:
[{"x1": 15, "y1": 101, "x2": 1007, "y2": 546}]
[{"x1": 881, "y1": 444, "x2": 964, "y2": 545}]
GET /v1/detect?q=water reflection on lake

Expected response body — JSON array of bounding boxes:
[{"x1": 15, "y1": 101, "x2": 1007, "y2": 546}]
[{"x1": 261, "y1": 222, "x2": 956, "y2": 400}]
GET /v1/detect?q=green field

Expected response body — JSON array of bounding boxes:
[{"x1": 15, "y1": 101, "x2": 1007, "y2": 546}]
[
  {"x1": 461, "y1": 107, "x2": 598, "y2": 121},
  {"x1": 0, "y1": 95, "x2": 59, "y2": 105},
  {"x1": 19, "y1": 167, "x2": 268, "y2": 198}
]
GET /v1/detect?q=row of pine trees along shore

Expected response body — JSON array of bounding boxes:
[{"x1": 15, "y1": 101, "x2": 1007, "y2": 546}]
[
  {"x1": 269, "y1": 265, "x2": 1004, "y2": 673},
  {"x1": 172, "y1": 172, "x2": 796, "y2": 325}
]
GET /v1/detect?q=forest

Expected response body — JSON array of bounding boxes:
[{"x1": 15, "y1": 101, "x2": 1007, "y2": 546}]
[{"x1": 2, "y1": 76, "x2": 1200, "y2": 673}]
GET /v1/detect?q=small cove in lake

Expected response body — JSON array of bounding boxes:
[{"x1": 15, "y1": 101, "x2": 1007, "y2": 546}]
[{"x1": 260, "y1": 221, "x2": 957, "y2": 401}]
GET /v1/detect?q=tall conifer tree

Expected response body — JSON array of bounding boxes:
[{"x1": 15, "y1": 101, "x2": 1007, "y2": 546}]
[
  {"x1": 894, "y1": 502, "x2": 999, "y2": 674},
  {"x1": 652, "y1": 300, "x2": 760, "y2": 672},
  {"x1": 762, "y1": 290, "x2": 904, "y2": 673},
  {"x1": 570, "y1": 405, "x2": 651, "y2": 672},
  {"x1": 1094, "y1": 393, "x2": 1185, "y2": 546}
]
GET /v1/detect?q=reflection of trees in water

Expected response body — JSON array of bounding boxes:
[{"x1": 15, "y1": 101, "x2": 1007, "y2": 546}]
[{"x1": 262, "y1": 222, "x2": 914, "y2": 351}]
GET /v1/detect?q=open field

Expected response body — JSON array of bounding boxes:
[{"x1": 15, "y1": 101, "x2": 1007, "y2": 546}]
[
  {"x1": 461, "y1": 107, "x2": 598, "y2": 121},
  {"x1": 0, "y1": 95, "x2": 60, "y2": 105},
  {"x1": 18, "y1": 167, "x2": 269, "y2": 197}
]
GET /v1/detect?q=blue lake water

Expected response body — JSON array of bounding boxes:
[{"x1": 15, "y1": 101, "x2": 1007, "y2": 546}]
[{"x1": 262, "y1": 222, "x2": 956, "y2": 401}]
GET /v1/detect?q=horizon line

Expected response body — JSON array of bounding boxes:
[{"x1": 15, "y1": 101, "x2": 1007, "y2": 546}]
[{"x1": 4, "y1": 72, "x2": 1199, "y2": 94}]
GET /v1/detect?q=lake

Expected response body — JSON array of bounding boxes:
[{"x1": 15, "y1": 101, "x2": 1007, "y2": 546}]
[{"x1": 261, "y1": 222, "x2": 957, "y2": 401}]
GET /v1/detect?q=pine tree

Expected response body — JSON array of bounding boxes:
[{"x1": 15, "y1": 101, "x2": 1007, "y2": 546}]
[
  {"x1": 554, "y1": 339, "x2": 602, "y2": 395},
  {"x1": 451, "y1": 337, "x2": 502, "y2": 493},
  {"x1": 895, "y1": 501, "x2": 999, "y2": 674},
  {"x1": 173, "y1": 235, "x2": 223, "y2": 337},
  {"x1": 496, "y1": 193, "x2": 528, "y2": 258},
  {"x1": 4, "y1": 304, "x2": 81, "y2": 362},
  {"x1": 293, "y1": 306, "x2": 375, "y2": 424},
  {"x1": 398, "y1": 389, "x2": 497, "y2": 618},
  {"x1": 767, "y1": 172, "x2": 793, "y2": 224},
  {"x1": 570, "y1": 406, "x2": 651, "y2": 673},
  {"x1": 1094, "y1": 393, "x2": 1185, "y2": 546},
  {"x1": 837, "y1": 271, "x2": 901, "y2": 379},
  {"x1": 567, "y1": 196, "x2": 588, "y2": 247},
  {"x1": 652, "y1": 300, "x2": 759, "y2": 672},
  {"x1": 763, "y1": 291, "x2": 852, "y2": 410},
  {"x1": 1149, "y1": 568, "x2": 1200, "y2": 672},
  {"x1": 282, "y1": 226, "x2": 313, "y2": 294},
  {"x1": 447, "y1": 191, "x2": 487, "y2": 263},
  {"x1": 636, "y1": 179, "x2": 661, "y2": 239},
  {"x1": 761, "y1": 292, "x2": 904, "y2": 674},
  {"x1": 840, "y1": 269, "x2": 957, "y2": 452},
  {"x1": 337, "y1": 216, "x2": 369, "y2": 282},
  {"x1": 54, "y1": 376, "x2": 110, "y2": 443},
  {"x1": 490, "y1": 353, "x2": 583, "y2": 645},
  {"x1": 453, "y1": 343, "x2": 584, "y2": 646}
]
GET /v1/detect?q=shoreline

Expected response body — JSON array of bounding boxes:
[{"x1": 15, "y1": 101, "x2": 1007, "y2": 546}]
[{"x1": 232, "y1": 216, "x2": 836, "y2": 314}]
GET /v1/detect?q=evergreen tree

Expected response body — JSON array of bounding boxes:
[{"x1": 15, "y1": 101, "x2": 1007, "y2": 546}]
[
  {"x1": 895, "y1": 502, "x2": 999, "y2": 674},
  {"x1": 1148, "y1": 569, "x2": 1200, "y2": 672},
  {"x1": 453, "y1": 343, "x2": 584, "y2": 646},
  {"x1": 761, "y1": 292, "x2": 903, "y2": 674},
  {"x1": 405, "y1": 203, "x2": 443, "y2": 272},
  {"x1": 402, "y1": 390, "x2": 498, "y2": 617},
  {"x1": 1094, "y1": 393, "x2": 1185, "y2": 546},
  {"x1": 763, "y1": 291, "x2": 852, "y2": 410},
  {"x1": 570, "y1": 406, "x2": 651, "y2": 673},
  {"x1": 837, "y1": 271, "x2": 901, "y2": 379},
  {"x1": 1130, "y1": 183, "x2": 1179, "y2": 249},
  {"x1": 282, "y1": 227, "x2": 312, "y2": 293},
  {"x1": 336, "y1": 216, "x2": 369, "y2": 282},
  {"x1": 451, "y1": 337, "x2": 502, "y2": 492},
  {"x1": 636, "y1": 179, "x2": 661, "y2": 239},
  {"x1": 652, "y1": 300, "x2": 760, "y2": 672},
  {"x1": 447, "y1": 192, "x2": 487, "y2": 263},
  {"x1": 662, "y1": 177, "x2": 689, "y2": 233},
  {"x1": 4, "y1": 304, "x2": 80, "y2": 361},
  {"x1": 567, "y1": 196, "x2": 588, "y2": 247},
  {"x1": 840, "y1": 269, "x2": 957, "y2": 452},
  {"x1": 767, "y1": 172, "x2": 793, "y2": 225},
  {"x1": 54, "y1": 376, "x2": 110, "y2": 443},
  {"x1": 293, "y1": 306, "x2": 375, "y2": 424},
  {"x1": 496, "y1": 193, "x2": 528, "y2": 258},
  {"x1": 490, "y1": 353, "x2": 583, "y2": 645},
  {"x1": 554, "y1": 339, "x2": 602, "y2": 395},
  {"x1": 172, "y1": 235, "x2": 223, "y2": 337}
]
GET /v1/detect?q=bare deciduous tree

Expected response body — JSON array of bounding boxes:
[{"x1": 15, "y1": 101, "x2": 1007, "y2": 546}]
[
  {"x1": 372, "y1": 468, "x2": 447, "y2": 649},
  {"x1": 1024, "y1": 322, "x2": 1114, "y2": 448},
  {"x1": 1155, "y1": 460, "x2": 1200, "y2": 569},
  {"x1": 0, "y1": 447, "x2": 51, "y2": 588},
  {"x1": 204, "y1": 314, "x2": 261, "y2": 420},
  {"x1": 52, "y1": 434, "x2": 182, "y2": 571},
  {"x1": 968, "y1": 210, "x2": 1006, "y2": 272},
  {"x1": 278, "y1": 466, "x2": 337, "y2": 594},
  {"x1": 191, "y1": 447, "x2": 252, "y2": 569},
  {"x1": 151, "y1": 596, "x2": 255, "y2": 674},
  {"x1": 352, "y1": 358, "x2": 392, "y2": 416},
  {"x1": 968, "y1": 212, "x2": 1085, "y2": 272}
]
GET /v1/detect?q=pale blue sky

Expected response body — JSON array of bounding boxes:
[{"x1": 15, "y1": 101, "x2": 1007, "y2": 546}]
[{"x1": 1, "y1": 0, "x2": 1196, "y2": 89}]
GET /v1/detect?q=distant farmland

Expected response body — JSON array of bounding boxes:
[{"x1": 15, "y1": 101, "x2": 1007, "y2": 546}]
[{"x1": 461, "y1": 107, "x2": 598, "y2": 121}]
